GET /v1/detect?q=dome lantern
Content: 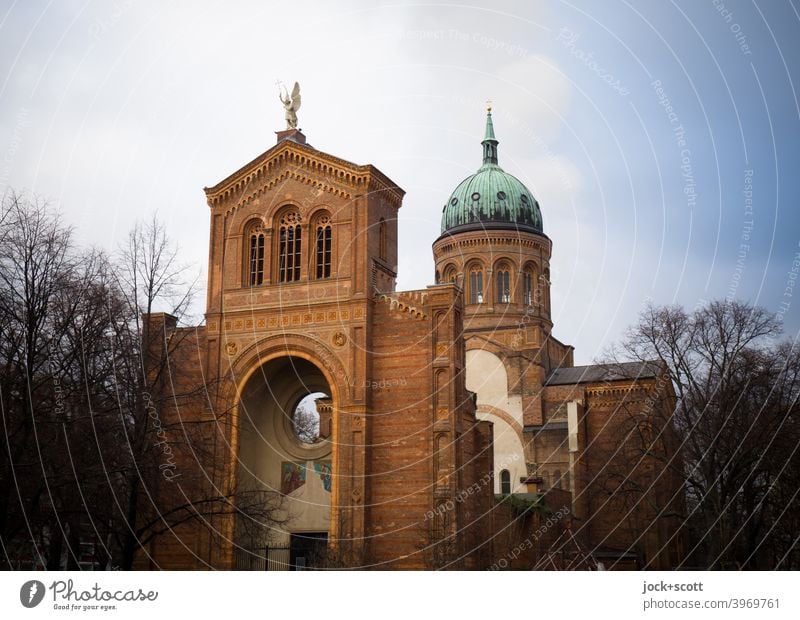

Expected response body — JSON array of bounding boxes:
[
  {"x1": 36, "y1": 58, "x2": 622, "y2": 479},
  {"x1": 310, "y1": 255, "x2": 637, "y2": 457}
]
[{"x1": 482, "y1": 105, "x2": 498, "y2": 166}]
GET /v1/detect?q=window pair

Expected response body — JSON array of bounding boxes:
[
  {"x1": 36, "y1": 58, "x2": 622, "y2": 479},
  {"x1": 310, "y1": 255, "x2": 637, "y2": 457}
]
[{"x1": 467, "y1": 268, "x2": 516, "y2": 305}]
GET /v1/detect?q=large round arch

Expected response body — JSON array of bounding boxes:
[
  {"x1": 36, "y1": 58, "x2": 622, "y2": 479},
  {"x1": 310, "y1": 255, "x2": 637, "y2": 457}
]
[
  {"x1": 233, "y1": 347, "x2": 343, "y2": 570},
  {"x1": 465, "y1": 348, "x2": 526, "y2": 494}
]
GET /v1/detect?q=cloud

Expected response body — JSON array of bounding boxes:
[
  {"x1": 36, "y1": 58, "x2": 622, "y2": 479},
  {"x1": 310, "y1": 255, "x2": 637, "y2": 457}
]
[{"x1": 495, "y1": 55, "x2": 573, "y2": 143}]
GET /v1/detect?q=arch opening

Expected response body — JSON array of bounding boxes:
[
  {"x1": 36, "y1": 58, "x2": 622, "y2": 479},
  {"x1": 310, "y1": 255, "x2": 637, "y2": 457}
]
[
  {"x1": 292, "y1": 391, "x2": 329, "y2": 444},
  {"x1": 235, "y1": 356, "x2": 333, "y2": 570}
]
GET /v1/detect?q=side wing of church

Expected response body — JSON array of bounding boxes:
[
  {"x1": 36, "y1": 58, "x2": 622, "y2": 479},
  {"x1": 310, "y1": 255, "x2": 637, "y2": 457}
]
[{"x1": 138, "y1": 113, "x2": 684, "y2": 570}]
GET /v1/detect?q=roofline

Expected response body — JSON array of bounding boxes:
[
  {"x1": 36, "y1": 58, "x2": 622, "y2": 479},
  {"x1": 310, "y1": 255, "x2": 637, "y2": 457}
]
[
  {"x1": 544, "y1": 360, "x2": 667, "y2": 386},
  {"x1": 203, "y1": 138, "x2": 405, "y2": 200},
  {"x1": 434, "y1": 223, "x2": 550, "y2": 245},
  {"x1": 546, "y1": 333, "x2": 574, "y2": 353}
]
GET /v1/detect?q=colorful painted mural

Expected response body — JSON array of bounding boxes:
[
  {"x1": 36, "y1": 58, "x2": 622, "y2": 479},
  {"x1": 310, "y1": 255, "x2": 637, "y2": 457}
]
[
  {"x1": 281, "y1": 461, "x2": 306, "y2": 495},
  {"x1": 314, "y1": 460, "x2": 332, "y2": 492}
]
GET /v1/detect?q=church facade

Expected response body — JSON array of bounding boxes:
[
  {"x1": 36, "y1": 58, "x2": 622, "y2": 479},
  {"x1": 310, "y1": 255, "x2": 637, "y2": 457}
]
[{"x1": 140, "y1": 110, "x2": 684, "y2": 570}]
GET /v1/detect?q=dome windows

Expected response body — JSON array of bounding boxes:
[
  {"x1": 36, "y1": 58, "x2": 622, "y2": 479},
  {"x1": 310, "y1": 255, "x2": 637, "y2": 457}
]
[
  {"x1": 496, "y1": 268, "x2": 510, "y2": 304},
  {"x1": 523, "y1": 264, "x2": 539, "y2": 306},
  {"x1": 468, "y1": 264, "x2": 484, "y2": 305}
]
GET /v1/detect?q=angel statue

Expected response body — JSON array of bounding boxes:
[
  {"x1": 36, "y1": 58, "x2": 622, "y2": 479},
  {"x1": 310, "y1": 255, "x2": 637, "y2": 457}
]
[{"x1": 279, "y1": 81, "x2": 302, "y2": 130}]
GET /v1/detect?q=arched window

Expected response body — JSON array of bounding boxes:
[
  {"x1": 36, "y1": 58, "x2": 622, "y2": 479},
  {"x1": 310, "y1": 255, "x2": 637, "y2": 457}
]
[
  {"x1": 378, "y1": 217, "x2": 387, "y2": 261},
  {"x1": 469, "y1": 265, "x2": 483, "y2": 304},
  {"x1": 314, "y1": 214, "x2": 332, "y2": 279},
  {"x1": 278, "y1": 211, "x2": 302, "y2": 283},
  {"x1": 500, "y1": 469, "x2": 511, "y2": 495},
  {"x1": 443, "y1": 264, "x2": 457, "y2": 285},
  {"x1": 523, "y1": 268, "x2": 533, "y2": 306},
  {"x1": 247, "y1": 221, "x2": 265, "y2": 286},
  {"x1": 542, "y1": 267, "x2": 550, "y2": 312},
  {"x1": 496, "y1": 268, "x2": 510, "y2": 303}
]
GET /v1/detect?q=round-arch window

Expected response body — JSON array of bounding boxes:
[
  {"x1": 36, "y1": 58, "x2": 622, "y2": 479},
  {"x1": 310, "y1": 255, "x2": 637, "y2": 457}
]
[
  {"x1": 500, "y1": 469, "x2": 511, "y2": 495},
  {"x1": 471, "y1": 192, "x2": 481, "y2": 201},
  {"x1": 292, "y1": 392, "x2": 328, "y2": 444},
  {"x1": 450, "y1": 197, "x2": 458, "y2": 206},
  {"x1": 497, "y1": 191, "x2": 506, "y2": 200}
]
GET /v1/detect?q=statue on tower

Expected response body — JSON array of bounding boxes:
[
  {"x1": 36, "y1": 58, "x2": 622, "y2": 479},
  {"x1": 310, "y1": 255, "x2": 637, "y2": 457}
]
[{"x1": 278, "y1": 81, "x2": 302, "y2": 130}]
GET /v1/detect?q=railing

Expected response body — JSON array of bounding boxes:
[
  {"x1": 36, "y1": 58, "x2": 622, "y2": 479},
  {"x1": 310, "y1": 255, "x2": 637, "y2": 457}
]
[{"x1": 234, "y1": 546, "x2": 291, "y2": 571}]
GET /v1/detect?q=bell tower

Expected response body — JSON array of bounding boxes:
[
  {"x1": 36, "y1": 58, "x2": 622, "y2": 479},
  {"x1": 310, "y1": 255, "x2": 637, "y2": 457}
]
[
  {"x1": 202, "y1": 122, "x2": 405, "y2": 566},
  {"x1": 432, "y1": 108, "x2": 574, "y2": 494}
]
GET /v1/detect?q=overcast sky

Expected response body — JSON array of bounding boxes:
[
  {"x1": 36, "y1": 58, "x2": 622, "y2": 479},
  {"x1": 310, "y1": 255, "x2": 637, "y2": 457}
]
[{"x1": 2, "y1": 0, "x2": 799, "y2": 363}]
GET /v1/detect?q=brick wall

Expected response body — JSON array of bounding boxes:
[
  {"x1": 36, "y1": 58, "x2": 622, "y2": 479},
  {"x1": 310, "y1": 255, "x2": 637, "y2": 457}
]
[{"x1": 368, "y1": 286, "x2": 494, "y2": 568}]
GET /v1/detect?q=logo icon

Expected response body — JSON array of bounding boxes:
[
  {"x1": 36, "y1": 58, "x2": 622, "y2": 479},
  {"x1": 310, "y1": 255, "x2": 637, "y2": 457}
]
[{"x1": 20, "y1": 580, "x2": 45, "y2": 608}]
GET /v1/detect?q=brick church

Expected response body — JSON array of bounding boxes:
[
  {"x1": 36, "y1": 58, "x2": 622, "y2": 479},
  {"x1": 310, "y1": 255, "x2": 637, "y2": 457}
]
[{"x1": 141, "y1": 105, "x2": 685, "y2": 570}]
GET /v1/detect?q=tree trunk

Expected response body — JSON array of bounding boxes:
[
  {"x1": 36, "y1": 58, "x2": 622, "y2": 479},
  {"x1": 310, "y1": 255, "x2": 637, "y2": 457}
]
[{"x1": 120, "y1": 476, "x2": 141, "y2": 570}]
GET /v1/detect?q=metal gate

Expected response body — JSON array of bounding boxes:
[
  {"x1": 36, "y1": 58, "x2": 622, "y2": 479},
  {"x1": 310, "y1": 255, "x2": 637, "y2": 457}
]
[
  {"x1": 234, "y1": 533, "x2": 328, "y2": 570},
  {"x1": 234, "y1": 546, "x2": 291, "y2": 571}
]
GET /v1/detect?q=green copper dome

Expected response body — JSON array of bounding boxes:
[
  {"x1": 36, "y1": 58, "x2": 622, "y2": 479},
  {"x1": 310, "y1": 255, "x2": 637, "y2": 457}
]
[{"x1": 440, "y1": 110, "x2": 543, "y2": 235}]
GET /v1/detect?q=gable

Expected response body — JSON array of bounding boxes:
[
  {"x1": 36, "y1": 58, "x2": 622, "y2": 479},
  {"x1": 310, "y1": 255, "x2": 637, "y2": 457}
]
[{"x1": 203, "y1": 140, "x2": 404, "y2": 215}]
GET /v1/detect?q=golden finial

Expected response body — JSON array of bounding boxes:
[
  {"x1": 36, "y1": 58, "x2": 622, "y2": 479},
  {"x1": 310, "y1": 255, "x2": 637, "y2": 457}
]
[{"x1": 486, "y1": 99, "x2": 493, "y2": 113}]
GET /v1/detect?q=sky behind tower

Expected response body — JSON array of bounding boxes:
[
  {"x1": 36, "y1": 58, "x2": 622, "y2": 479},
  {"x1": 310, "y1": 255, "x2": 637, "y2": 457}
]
[{"x1": 1, "y1": 0, "x2": 798, "y2": 362}]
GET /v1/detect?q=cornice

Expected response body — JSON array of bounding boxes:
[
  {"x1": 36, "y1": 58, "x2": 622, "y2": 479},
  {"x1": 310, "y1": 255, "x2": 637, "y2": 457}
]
[
  {"x1": 432, "y1": 229, "x2": 551, "y2": 256},
  {"x1": 204, "y1": 140, "x2": 405, "y2": 215}
]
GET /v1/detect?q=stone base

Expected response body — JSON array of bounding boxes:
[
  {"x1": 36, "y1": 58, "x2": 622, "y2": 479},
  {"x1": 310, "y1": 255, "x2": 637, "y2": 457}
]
[{"x1": 275, "y1": 128, "x2": 306, "y2": 144}]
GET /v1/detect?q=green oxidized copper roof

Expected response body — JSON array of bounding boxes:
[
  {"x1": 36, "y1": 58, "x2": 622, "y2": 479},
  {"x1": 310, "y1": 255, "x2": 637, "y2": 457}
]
[{"x1": 440, "y1": 110, "x2": 543, "y2": 235}]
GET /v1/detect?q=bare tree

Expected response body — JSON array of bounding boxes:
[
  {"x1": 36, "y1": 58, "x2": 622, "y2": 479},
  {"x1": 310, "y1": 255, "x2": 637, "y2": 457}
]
[
  {"x1": 607, "y1": 300, "x2": 800, "y2": 569},
  {"x1": 416, "y1": 507, "x2": 459, "y2": 569},
  {"x1": 1, "y1": 198, "x2": 294, "y2": 570},
  {"x1": 101, "y1": 213, "x2": 205, "y2": 568},
  {"x1": 0, "y1": 191, "x2": 116, "y2": 569}
]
